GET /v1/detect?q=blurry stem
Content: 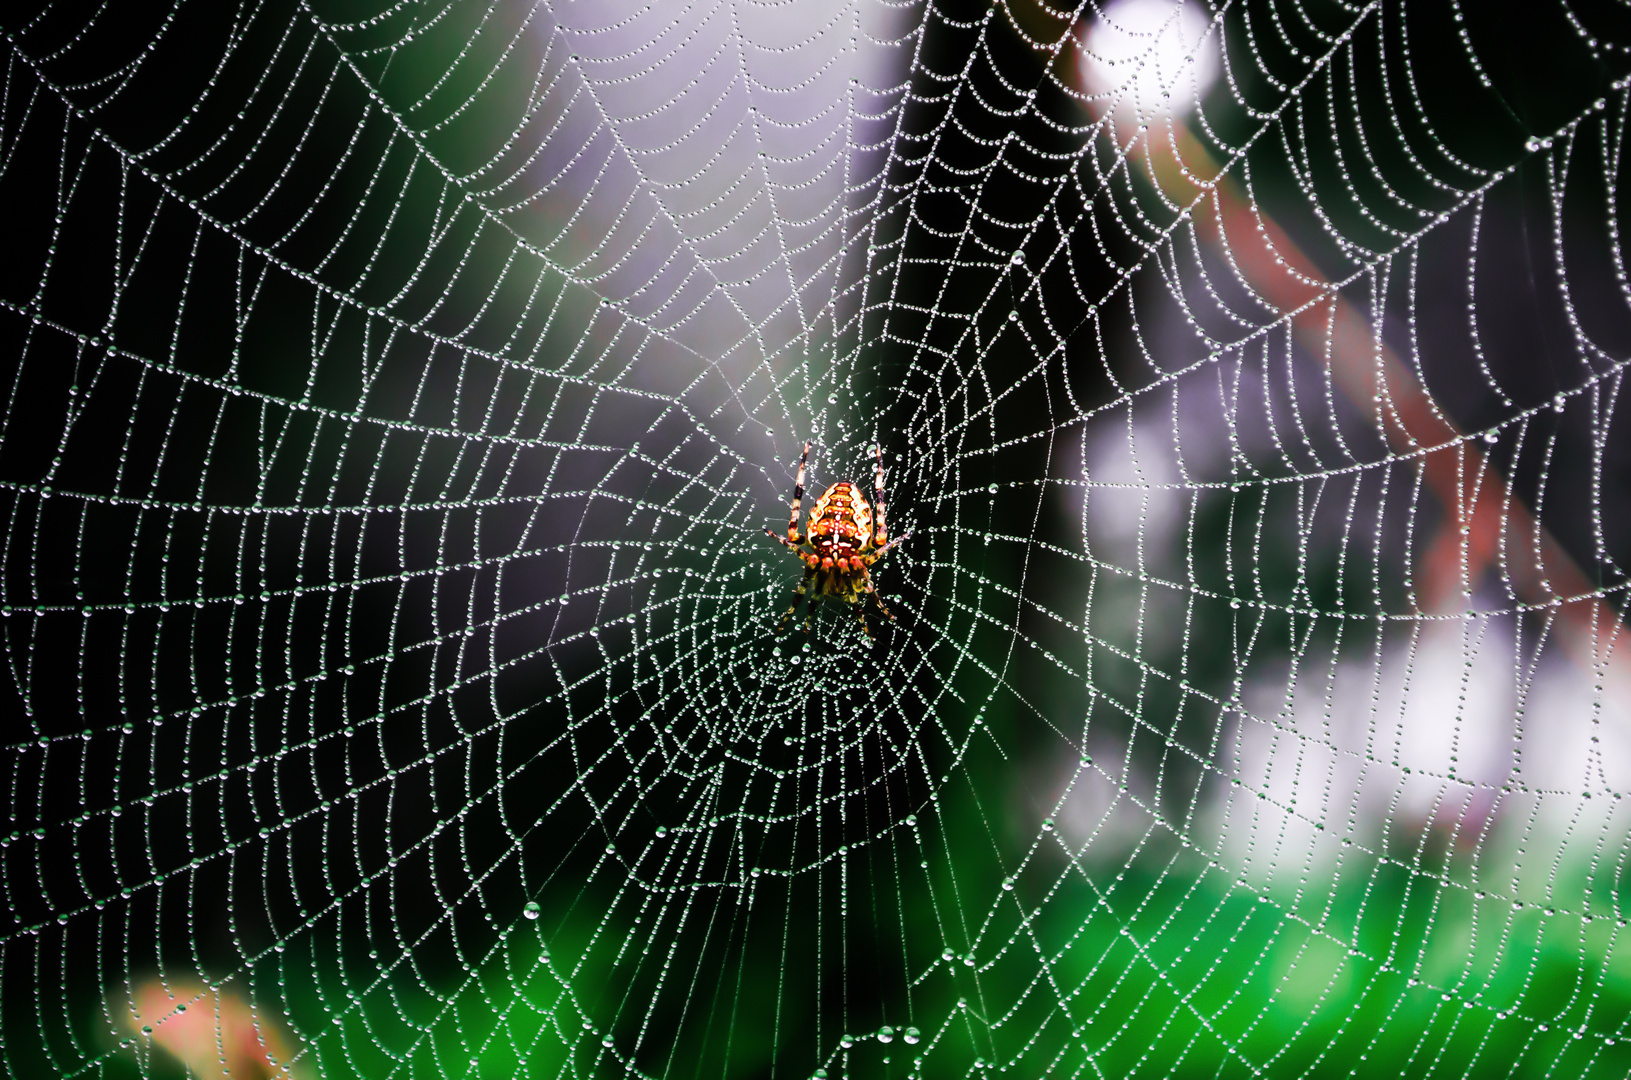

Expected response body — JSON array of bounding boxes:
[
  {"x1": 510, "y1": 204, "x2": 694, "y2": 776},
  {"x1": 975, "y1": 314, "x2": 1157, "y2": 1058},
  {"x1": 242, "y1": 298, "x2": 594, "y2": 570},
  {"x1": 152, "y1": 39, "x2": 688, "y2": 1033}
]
[{"x1": 1131, "y1": 116, "x2": 1628, "y2": 702}]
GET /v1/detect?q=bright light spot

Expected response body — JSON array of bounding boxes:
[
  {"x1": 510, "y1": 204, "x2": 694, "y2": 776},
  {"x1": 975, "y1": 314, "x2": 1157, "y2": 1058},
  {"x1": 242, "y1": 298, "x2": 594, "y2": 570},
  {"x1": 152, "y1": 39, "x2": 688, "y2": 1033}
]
[{"x1": 1079, "y1": 0, "x2": 1220, "y2": 123}]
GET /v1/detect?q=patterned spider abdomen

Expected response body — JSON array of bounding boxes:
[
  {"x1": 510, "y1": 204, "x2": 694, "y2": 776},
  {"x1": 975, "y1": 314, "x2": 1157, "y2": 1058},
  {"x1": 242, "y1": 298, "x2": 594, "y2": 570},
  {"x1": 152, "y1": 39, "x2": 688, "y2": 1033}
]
[{"x1": 808, "y1": 482, "x2": 874, "y2": 561}]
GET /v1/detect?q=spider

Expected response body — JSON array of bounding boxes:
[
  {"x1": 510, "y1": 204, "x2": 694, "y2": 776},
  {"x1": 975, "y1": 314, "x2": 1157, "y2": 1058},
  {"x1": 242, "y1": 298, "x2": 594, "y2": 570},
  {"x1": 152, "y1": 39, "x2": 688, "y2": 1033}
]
[{"x1": 766, "y1": 441, "x2": 908, "y2": 634}]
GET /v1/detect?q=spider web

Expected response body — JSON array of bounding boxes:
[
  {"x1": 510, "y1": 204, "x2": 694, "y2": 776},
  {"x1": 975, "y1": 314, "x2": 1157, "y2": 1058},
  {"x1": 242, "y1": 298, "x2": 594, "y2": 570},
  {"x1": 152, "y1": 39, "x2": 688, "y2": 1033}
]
[{"x1": 4, "y1": 0, "x2": 1631, "y2": 1077}]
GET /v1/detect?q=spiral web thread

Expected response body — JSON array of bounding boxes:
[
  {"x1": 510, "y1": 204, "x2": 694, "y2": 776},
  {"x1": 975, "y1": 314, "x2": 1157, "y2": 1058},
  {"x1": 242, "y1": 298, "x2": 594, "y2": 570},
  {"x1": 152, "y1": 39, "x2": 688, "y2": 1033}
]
[{"x1": 3, "y1": 0, "x2": 1631, "y2": 1077}]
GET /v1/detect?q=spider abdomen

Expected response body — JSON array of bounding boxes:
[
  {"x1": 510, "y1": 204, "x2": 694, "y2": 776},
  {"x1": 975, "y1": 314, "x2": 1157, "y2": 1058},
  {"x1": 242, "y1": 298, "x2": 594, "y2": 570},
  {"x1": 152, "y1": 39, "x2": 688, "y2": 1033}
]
[{"x1": 808, "y1": 482, "x2": 873, "y2": 556}]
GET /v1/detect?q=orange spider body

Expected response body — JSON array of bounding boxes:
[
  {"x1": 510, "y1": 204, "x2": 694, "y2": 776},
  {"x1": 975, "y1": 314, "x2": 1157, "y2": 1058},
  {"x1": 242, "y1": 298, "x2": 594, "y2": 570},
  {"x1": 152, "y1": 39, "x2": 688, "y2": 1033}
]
[{"x1": 767, "y1": 442, "x2": 907, "y2": 633}]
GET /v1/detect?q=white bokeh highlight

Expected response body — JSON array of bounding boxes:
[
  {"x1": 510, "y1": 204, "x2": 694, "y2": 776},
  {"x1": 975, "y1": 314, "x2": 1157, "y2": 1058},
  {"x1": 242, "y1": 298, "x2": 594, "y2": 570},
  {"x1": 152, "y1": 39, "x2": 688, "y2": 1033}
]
[{"x1": 1078, "y1": 0, "x2": 1221, "y2": 123}]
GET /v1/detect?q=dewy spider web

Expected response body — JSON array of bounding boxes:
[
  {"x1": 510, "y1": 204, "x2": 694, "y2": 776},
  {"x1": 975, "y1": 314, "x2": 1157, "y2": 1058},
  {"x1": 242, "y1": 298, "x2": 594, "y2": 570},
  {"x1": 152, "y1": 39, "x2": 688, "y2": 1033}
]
[{"x1": 3, "y1": 0, "x2": 1631, "y2": 1077}]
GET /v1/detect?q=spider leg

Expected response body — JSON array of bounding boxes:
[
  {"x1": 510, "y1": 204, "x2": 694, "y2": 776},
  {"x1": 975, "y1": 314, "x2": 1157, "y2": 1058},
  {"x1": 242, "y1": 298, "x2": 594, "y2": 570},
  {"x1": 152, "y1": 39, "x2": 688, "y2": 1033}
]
[
  {"x1": 765, "y1": 527, "x2": 802, "y2": 552},
  {"x1": 863, "y1": 531, "x2": 910, "y2": 564},
  {"x1": 786, "y1": 441, "x2": 812, "y2": 543},
  {"x1": 861, "y1": 570, "x2": 894, "y2": 621},
  {"x1": 872, "y1": 443, "x2": 889, "y2": 547},
  {"x1": 777, "y1": 571, "x2": 813, "y2": 633}
]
